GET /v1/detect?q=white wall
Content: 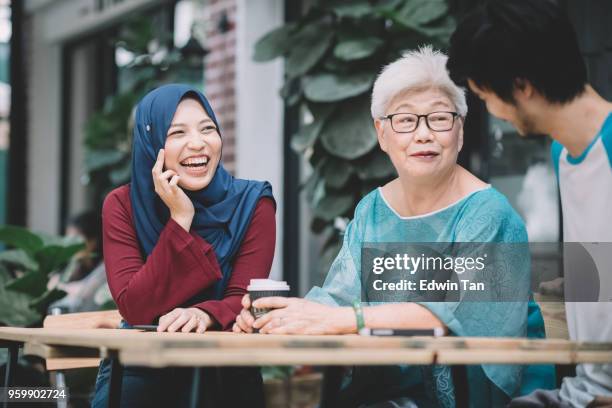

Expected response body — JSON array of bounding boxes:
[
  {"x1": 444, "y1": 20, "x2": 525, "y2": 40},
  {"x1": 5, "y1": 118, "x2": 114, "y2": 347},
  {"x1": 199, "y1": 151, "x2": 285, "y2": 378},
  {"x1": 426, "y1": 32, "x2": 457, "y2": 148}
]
[
  {"x1": 25, "y1": 10, "x2": 62, "y2": 233},
  {"x1": 67, "y1": 43, "x2": 98, "y2": 216},
  {"x1": 235, "y1": 0, "x2": 285, "y2": 280}
]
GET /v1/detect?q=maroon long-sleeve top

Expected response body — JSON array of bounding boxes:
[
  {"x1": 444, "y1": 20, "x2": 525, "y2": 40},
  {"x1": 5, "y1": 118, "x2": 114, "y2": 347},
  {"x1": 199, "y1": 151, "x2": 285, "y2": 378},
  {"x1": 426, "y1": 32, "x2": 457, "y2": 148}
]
[{"x1": 102, "y1": 184, "x2": 276, "y2": 330}]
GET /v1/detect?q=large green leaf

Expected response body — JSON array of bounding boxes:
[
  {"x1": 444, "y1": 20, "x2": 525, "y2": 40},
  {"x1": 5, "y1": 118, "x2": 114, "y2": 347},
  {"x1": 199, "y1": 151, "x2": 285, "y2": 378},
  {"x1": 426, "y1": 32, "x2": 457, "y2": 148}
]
[
  {"x1": 320, "y1": 98, "x2": 378, "y2": 159},
  {"x1": 303, "y1": 71, "x2": 375, "y2": 103},
  {"x1": 307, "y1": 102, "x2": 337, "y2": 121},
  {"x1": 313, "y1": 190, "x2": 355, "y2": 221},
  {"x1": 416, "y1": 15, "x2": 456, "y2": 45},
  {"x1": 286, "y1": 22, "x2": 334, "y2": 78},
  {"x1": 253, "y1": 23, "x2": 297, "y2": 62},
  {"x1": 323, "y1": 56, "x2": 351, "y2": 73},
  {"x1": 320, "y1": 158, "x2": 353, "y2": 189},
  {"x1": 331, "y1": 2, "x2": 373, "y2": 19},
  {"x1": 0, "y1": 249, "x2": 38, "y2": 271},
  {"x1": 393, "y1": 0, "x2": 449, "y2": 28},
  {"x1": 292, "y1": 121, "x2": 325, "y2": 153},
  {"x1": 29, "y1": 288, "x2": 67, "y2": 312},
  {"x1": 0, "y1": 266, "x2": 40, "y2": 327},
  {"x1": 333, "y1": 37, "x2": 384, "y2": 61},
  {"x1": 0, "y1": 225, "x2": 44, "y2": 254},
  {"x1": 373, "y1": 0, "x2": 404, "y2": 13},
  {"x1": 35, "y1": 241, "x2": 85, "y2": 276},
  {"x1": 5, "y1": 270, "x2": 48, "y2": 297},
  {"x1": 291, "y1": 104, "x2": 334, "y2": 153},
  {"x1": 353, "y1": 148, "x2": 397, "y2": 180}
]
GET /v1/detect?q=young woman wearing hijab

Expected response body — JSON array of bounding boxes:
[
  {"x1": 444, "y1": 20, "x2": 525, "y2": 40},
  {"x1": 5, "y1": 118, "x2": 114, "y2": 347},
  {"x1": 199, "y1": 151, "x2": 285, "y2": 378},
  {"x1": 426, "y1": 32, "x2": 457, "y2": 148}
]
[{"x1": 91, "y1": 84, "x2": 275, "y2": 407}]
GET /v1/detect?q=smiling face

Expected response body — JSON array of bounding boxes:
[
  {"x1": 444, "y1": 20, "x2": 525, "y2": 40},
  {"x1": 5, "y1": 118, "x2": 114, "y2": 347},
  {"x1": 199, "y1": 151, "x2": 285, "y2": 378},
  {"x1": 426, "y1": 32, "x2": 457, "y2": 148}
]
[
  {"x1": 375, "y1": 87, "x2": 463, "y2": 181},
  {"x1": 163, "y1": 97, "x2": 222, "y2": 191}
]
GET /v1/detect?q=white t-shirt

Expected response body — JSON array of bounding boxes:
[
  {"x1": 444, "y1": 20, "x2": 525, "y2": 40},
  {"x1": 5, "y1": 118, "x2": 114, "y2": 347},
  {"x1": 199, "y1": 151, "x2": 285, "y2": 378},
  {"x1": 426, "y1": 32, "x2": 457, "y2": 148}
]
[{"x1": 552, "y1": 113, "x2": 612, "y2": 407}]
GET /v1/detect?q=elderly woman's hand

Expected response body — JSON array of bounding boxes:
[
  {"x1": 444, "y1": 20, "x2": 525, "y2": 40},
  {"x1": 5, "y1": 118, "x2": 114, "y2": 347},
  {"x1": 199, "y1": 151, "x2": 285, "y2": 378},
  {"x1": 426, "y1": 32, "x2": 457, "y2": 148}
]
[
  {"x1": 157, "y1": 307, "x2": 212, "y2": 333},
  {"x1": 251, "y1": 297, "x2": 355, "y2": 335},
  {"x1": 233, "y1": 294, "x2": 256, "y2": 333},
  {"x1": 152, "y1": 149, "x2": 195, "y2": 231}
]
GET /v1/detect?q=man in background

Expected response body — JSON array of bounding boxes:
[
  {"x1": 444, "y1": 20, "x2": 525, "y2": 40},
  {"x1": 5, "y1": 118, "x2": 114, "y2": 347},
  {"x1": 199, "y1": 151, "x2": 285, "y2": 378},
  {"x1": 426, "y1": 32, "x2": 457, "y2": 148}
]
[{"x1": 447, "y1": 0, "x2": 612, "y2": 406}]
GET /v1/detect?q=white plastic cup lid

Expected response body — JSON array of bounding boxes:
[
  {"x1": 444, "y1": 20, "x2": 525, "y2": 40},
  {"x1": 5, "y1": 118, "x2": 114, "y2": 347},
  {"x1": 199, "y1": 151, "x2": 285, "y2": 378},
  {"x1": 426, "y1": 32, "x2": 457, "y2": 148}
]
[{"x1": 247, "y1": 279, "x2": 290, "y2": 291}]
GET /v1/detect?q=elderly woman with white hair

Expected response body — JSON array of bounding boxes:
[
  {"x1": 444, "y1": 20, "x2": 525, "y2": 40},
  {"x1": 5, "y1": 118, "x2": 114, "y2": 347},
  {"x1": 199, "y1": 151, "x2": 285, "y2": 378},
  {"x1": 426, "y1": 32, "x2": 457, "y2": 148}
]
[{"x1": 234, "y1": 47, "x2": 554, "y2": 407}]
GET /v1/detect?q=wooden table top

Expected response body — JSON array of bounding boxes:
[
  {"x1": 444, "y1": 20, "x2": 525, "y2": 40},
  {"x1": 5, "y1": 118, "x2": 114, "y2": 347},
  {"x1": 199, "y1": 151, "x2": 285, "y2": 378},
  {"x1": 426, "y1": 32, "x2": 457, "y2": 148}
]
[{"x1": 1, "y1": 327, "x2": 611, "y2": 367}]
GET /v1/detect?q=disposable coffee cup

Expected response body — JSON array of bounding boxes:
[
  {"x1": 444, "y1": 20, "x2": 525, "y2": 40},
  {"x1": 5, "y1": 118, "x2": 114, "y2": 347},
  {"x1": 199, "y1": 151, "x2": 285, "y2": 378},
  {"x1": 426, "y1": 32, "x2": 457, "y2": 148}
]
[{"x1": 247, "y1": 279, "x2": 290, "y2": 332}]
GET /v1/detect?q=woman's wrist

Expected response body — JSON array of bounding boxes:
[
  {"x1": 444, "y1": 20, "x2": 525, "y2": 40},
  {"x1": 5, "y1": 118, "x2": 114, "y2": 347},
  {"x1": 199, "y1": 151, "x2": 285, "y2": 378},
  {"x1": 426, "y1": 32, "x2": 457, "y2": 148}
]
[
  {"x1": 332, "y1": 307, "x2": 359, "y2": 334},
  {"x1": 171, "y1": 211, "x2": 194, "y2": 231}
]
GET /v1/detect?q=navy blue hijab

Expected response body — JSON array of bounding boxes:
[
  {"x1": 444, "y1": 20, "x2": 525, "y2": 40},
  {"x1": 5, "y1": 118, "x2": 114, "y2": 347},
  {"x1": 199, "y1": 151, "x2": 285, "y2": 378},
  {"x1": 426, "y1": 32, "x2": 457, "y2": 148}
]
[{"x1": 130, "y1": 84, "x2": 274, "y2": 299}]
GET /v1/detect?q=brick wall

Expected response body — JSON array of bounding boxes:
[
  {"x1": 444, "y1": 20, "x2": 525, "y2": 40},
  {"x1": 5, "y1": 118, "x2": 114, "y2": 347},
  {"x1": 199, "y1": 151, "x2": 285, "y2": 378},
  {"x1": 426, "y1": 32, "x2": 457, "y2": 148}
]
[{"x1": 203, "y1": 0, "x2": 237, "y2": 174}]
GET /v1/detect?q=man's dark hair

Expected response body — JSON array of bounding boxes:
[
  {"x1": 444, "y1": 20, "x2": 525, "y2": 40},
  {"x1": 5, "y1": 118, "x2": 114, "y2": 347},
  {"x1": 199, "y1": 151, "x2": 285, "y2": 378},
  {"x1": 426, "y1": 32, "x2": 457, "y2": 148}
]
[{"x1": 447, "y1": 0, "x2": 587, "y2": 104}]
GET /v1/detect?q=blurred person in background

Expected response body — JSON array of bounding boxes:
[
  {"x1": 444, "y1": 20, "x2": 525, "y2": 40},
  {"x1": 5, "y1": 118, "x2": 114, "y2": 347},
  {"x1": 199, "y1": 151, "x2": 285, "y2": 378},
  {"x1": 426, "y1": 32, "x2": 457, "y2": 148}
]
[
  {"x1": 48, "y1": 211, "x2": 112, "y2": 313},
  {"x1": 62, "y1": 211, "x2": 103, "y2": 282}
]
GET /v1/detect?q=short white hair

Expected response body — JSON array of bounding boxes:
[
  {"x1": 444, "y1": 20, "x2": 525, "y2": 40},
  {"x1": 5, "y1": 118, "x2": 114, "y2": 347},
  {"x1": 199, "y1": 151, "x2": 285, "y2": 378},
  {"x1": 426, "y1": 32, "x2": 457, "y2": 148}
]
[{"x1": 371, "y1": 46, "x2": 468, "y2": 119}]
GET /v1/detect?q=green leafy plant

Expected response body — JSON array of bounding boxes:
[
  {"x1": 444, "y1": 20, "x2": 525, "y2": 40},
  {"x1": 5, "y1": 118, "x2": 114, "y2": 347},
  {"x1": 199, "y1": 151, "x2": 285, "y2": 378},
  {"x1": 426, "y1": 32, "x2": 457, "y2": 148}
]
[
  {"x1": 254, "y1": 0, "x2": 456, "y2": 267},
  {"x1": 0, "y1": 226, "x2": 85, "y2": 326}
]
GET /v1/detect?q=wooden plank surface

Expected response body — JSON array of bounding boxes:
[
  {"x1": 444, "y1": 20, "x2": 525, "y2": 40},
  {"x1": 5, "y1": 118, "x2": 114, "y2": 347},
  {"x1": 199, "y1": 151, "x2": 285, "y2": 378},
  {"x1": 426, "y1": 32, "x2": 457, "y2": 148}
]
[
  {"x1": 1, "y1": 327, "x2": 611, "y2": 366},
  {"x1": 0, "y1": 327, "x2": 594, "y2": 350},
  {"x1": 23, "y1": 342, "x2": 103, "y2": 371},
  {"x1": 118, "y1": 348, "x2": 436, "y2": 367},
  {"x1": 43, "y1": 310, "x2": 122, "y2": 330},
  {"x1": 46, "y1": 358, "x2": 102, "y2": 371},
  {"x1": 23, "y1": 342, "x2": 100, "y2": 359},
  {"x1": 437, "y1": 350, "x2": 575, "y2": 365}
]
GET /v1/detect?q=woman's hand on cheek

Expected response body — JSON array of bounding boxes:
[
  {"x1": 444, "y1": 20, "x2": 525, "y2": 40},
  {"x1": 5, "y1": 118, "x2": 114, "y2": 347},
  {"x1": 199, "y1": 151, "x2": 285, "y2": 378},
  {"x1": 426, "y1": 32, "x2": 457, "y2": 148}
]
[
  {"x1": 157, "y1": 307, "x2": 212, "y2": 333},
  {"x1": 152, "y1": 149, "x2": 195, "y2": 231},
  {"x1": 252, "y1": 298, "x2": 351, "y2": 335}
]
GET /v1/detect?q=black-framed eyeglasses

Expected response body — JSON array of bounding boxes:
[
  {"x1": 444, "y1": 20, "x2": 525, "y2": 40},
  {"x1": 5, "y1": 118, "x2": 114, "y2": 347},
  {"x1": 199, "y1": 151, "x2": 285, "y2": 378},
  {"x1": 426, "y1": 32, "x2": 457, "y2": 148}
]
[{"x1": 379, "y1": 111, "x2": 460, "y2": 133}]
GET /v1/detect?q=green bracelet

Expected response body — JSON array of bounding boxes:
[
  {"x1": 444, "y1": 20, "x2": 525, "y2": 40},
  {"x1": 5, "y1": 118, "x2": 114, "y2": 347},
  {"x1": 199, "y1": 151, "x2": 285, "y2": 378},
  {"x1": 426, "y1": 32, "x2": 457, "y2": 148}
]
[{"x1": 352, "y1": 300, "x2": 365, "y2": 333}]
